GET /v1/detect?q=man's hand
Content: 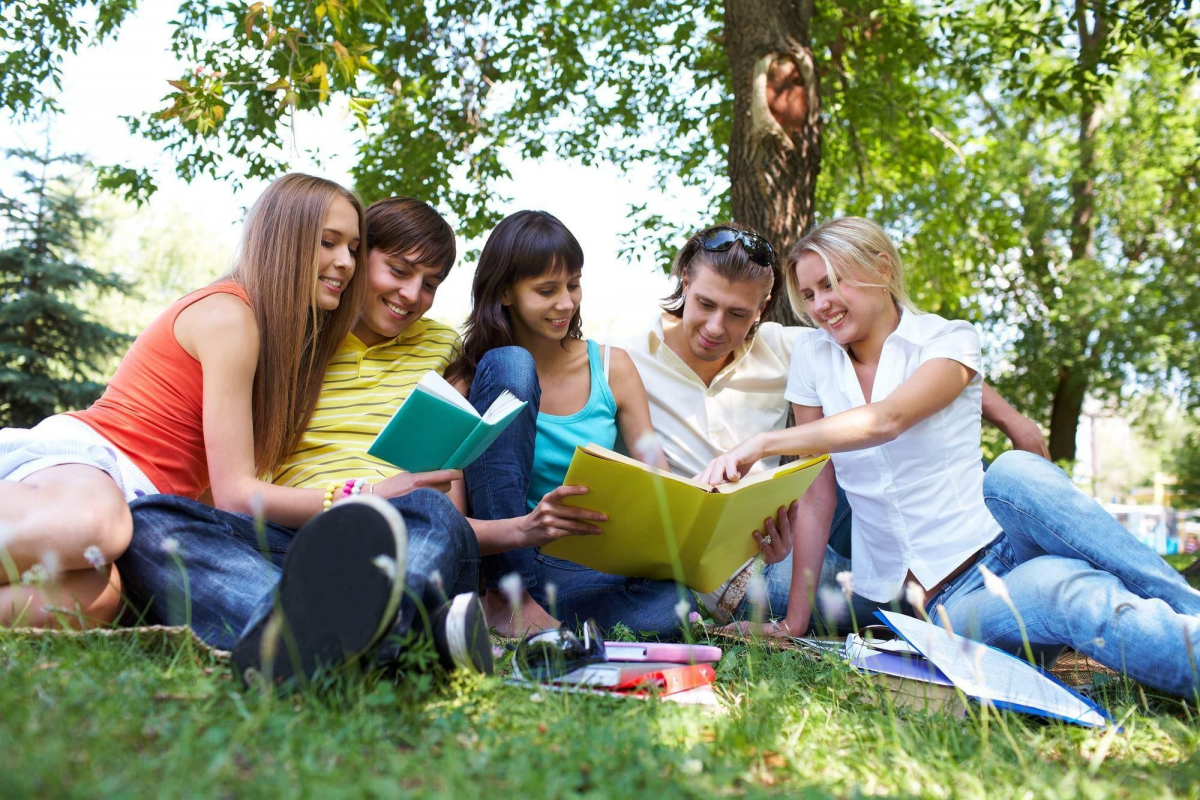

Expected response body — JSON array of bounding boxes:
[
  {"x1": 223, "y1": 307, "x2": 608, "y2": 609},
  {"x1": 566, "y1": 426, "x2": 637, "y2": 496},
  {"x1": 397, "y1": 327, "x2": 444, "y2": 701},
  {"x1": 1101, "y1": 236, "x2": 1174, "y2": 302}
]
[
  {"x1": 697, "y1": 435, "x2": 765, "y2": 486},
  {"x1": 517, "y1": 485, "x2": 607, "y2": 548},
  {"x1": 1004, "y1": 415, "x2": 1050, "y2": 460},
  {"x1": 755, "y1": 501, "x2": 799, "y2": 565},
  {"x1": 376, "y1": 469, "x2": 462, "y2": 498}
]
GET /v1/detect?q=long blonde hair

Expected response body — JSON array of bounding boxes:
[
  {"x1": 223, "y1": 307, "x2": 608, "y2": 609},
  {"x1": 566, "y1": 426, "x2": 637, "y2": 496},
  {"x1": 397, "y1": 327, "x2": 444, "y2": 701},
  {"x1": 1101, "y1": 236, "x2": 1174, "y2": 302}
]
[
  {"x1": 785, "y1": 217, "x2": 918, "y2": 323},
  {"x1": 225, "y1": 173, "x2": 368, "y2": 475}
]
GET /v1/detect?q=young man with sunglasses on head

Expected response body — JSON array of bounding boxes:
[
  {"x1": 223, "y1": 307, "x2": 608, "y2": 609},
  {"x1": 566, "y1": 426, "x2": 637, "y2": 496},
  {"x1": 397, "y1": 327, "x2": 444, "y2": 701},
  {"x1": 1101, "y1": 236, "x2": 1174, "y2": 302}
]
[{"x1": 621, "y1": 223, "x2": 1049, "y2": 634}]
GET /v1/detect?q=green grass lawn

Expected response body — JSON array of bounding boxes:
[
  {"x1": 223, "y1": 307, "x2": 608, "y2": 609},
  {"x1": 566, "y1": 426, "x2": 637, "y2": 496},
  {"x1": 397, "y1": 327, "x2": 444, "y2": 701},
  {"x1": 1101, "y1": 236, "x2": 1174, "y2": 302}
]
[{"x1": 3, "y1": 625, "x2": 1200, "y2": 798}]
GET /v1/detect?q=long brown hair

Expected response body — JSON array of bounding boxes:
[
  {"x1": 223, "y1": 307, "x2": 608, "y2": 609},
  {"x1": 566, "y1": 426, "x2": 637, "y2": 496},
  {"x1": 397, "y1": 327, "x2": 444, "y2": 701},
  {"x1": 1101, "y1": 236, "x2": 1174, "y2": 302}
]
[
  {"x1": 225, "y1": 173, "x2": 368, "y2": 475},
  {"x1": 445, "y1": 210, "x2": 583, "y2": 386}
]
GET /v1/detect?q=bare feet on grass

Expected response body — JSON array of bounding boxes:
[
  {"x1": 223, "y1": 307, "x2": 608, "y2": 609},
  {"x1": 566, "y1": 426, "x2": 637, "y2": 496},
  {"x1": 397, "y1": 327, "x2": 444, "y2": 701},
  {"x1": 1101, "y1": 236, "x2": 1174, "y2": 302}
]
[{"x1": 482, "y1": 588, "x2": 560, "y2": 638}]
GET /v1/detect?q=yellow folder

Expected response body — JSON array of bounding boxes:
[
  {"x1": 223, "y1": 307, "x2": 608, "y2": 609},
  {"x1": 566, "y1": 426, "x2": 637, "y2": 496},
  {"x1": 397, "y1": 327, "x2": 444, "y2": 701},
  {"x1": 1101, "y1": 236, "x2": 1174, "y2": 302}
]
[{"x1": 539, "y1": 444, "x2": 830, "y2": 593}]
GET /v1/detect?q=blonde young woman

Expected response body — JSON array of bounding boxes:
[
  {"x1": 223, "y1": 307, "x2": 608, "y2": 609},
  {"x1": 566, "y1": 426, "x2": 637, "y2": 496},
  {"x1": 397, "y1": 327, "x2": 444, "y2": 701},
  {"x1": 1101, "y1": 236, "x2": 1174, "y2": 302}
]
[
  {"x1": 0, "y1": 173, "x2": 368, "y2": 627},
  {"x1": 701, "y1": 217, "x2": 1200, "y2": 697}
]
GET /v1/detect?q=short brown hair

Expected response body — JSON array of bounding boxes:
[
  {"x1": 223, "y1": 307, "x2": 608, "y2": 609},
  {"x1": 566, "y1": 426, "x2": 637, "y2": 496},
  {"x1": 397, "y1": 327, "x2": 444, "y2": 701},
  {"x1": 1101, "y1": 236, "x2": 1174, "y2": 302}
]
[
  {"x1": 365, "y1": 197, "x2": 456, "y2": 277},
  {"x1": 662, "y1": 222, "x2": 780, "y2": 335}
]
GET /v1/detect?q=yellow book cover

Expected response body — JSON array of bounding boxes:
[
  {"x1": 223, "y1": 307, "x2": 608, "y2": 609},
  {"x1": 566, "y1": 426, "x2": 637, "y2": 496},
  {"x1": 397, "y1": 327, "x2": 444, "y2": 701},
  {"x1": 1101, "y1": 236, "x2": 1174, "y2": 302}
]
[{"x1": 539, "y1": 444, "x2": 830, "y2": 593}]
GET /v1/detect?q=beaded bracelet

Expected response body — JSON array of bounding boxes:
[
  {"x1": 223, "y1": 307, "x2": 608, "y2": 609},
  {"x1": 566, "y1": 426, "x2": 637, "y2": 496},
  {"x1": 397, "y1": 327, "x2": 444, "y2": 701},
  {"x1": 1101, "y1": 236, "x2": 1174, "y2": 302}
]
[{"x1": 323, "y1": 478, "x2": 369, "y2": 510}]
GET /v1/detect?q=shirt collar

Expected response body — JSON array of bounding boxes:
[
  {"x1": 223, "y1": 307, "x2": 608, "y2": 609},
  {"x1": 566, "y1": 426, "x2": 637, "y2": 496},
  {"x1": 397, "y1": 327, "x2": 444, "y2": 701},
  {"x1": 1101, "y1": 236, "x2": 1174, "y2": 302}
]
[
  {"x1": 348, "y1": 317, "x2": 430, "y2": 351},
  {"x1": 812, "y1": 307, "x2": 916, "y2": 351}
]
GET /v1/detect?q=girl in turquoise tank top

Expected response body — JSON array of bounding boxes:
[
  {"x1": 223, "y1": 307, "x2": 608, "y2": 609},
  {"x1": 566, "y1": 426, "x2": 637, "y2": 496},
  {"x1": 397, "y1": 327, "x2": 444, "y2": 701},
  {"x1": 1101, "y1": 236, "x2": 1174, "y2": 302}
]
[{"x1": 448, "y1": 210, "x2": 690, "y2": 638}]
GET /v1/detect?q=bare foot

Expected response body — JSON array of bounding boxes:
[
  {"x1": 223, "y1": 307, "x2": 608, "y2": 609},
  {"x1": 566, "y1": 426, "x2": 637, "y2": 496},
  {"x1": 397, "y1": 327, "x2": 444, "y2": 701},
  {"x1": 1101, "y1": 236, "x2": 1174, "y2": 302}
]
[{"x1": 482, "y1": 588, "x2": 560, "y2": 637}]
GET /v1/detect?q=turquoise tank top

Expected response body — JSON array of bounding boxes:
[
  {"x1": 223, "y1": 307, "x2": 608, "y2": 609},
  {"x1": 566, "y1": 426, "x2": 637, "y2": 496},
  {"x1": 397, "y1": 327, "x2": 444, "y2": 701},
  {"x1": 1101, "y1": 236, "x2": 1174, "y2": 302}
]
[{"x1": 526, "y1": 340, "x2": 619, "y2": 510}]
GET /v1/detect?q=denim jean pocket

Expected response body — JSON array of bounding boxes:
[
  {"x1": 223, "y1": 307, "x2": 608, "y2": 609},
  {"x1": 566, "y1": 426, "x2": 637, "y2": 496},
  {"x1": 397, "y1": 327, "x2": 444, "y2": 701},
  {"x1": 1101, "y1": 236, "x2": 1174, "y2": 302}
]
[{"x1": 533, "y1": 551, "x2": 592, "y2": 572}]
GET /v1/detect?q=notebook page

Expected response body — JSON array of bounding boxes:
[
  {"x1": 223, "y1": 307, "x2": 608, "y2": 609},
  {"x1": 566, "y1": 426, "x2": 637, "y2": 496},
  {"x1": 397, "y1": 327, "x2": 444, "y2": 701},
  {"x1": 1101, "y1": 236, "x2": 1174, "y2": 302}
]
[
  {"x1": 415, "y1": 370, "x2": 478, "y2": 416},
  {"x1": 481, "y1": 390, "x2": 524, "y2": 425}
]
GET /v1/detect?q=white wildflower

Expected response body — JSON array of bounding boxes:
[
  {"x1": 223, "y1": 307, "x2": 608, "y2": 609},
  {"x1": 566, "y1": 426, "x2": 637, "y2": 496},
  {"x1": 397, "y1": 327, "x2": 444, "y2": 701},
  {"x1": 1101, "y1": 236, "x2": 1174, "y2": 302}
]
[
  {"x1": 835, "y1": 570, "x2": 854, "y2": 599},
  {"x1": 39, "y1": 551, "x2": 60, "y2": 580},
  {"x1": 528, "y1": 692, "x2": 544, "y2": 703},
  {"x1": 429, "y1": 569, "x2": 443, "y2": 593},
  {"x1": 500, "y1": 572, "x2": 523, "y2": 610},
  {"x1": 631, "y1": 432, "x2": 663, "y2": 465},
  {"x1": 545, "y1": 582, "x2": 557, "y2": 612},
  {"x1": 818, "y1": 586, "x2": 846, "y2": 625},
  {"x1": 83, "y1": 545, "x2": 106, "y2": 570},
  {"x1": 904, "y1": 581, "x2": 926, "y2": 611},
  {"x1": 21, "y1": 563, "x2": 48, "y2": 585},
  {"x1": 747, "y1": 572, "x2": 768, "y2": 607},
  {"x1": 161, "y1": 536, "x2": 180, "y2": 556},
  {"x1": 248, "y1": 492, "x2": 265, "y2": 520},
  {"x1": 978, "y1": 563, "x2": 1011, "y2": 603},
  {"x1": 674, "y1": 599, "x2": 691, "y2": 623},
  {"x1": 373, "y1": 555, "x2": 397, "y2": 580}
]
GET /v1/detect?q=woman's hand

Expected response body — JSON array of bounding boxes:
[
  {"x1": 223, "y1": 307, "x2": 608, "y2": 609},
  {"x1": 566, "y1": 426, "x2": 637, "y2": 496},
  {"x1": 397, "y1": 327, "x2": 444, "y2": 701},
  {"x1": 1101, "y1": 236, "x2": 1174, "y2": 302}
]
[
  {"x1": 714, "y1": 619, "x2": 800, "y2": 639},
  {"x1": 375, "y1": 469, "x2": 462, "y2": 498},
  {"x1": 696, "y1": 435, "x2": 766, "y2": 486},
  {"x1": 517, "y1": 485, "x2": 608, "y2": 548},
  {"x1": 755, "y1": 501, "x2": 799, "y2": 565}
]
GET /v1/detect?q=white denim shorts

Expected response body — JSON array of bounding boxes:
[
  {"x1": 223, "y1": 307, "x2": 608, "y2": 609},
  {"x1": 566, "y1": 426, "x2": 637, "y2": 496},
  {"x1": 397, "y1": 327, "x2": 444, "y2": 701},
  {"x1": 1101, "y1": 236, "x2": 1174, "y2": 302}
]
[{"x1": 0, "y1": 415, "x2": 158, "y2": 501}]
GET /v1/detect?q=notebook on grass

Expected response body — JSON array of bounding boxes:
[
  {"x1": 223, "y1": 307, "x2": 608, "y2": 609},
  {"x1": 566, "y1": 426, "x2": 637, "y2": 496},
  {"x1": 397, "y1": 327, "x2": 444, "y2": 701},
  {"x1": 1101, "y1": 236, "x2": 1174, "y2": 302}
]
[
  {"x1": 367, "y1": 370, "x2": 526, "y2": 473},
  {"x1": 539, "y1": 444, "x2": 829, "y2": 592}
]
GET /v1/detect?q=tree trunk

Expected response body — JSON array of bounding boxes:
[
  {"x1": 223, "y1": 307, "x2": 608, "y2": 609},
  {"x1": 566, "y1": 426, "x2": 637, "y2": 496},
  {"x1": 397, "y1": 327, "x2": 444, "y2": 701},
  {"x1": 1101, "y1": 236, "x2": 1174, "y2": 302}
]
[
  {"x1": 1046, "y1": 0, "x2": 1106, "y2": 463},
  {"x1": 724, "y1": 0, "x2": 820, "y2": 324},
  {"x1": 1048, "y1": 365, "x2": 1087, "y2": 462}
]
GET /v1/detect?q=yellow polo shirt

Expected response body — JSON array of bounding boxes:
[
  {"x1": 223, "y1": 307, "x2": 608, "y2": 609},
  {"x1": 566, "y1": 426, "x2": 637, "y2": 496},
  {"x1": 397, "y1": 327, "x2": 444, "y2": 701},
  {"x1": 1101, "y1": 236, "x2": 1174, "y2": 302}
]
[{"x1": 272, "y1": 319, "x2": 461, "y2": 489}]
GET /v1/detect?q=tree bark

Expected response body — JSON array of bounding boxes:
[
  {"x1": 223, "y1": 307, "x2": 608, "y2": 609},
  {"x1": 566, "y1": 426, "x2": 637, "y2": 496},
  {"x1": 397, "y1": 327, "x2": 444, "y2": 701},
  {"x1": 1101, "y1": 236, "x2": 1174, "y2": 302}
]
[
  {"x1": 724, "y1": 0, "x2": 820, "y2": 324},
  {"x1": 1047, "y1": 0, "x2": 1107, "y2": 463}
]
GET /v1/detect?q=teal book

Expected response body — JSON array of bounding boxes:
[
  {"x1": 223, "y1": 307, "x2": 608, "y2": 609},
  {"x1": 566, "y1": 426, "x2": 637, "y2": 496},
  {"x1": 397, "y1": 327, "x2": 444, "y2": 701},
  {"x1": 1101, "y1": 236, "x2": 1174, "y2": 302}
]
[{"x1": 367, "y1": 370, "x2": 527, "y2": 473}]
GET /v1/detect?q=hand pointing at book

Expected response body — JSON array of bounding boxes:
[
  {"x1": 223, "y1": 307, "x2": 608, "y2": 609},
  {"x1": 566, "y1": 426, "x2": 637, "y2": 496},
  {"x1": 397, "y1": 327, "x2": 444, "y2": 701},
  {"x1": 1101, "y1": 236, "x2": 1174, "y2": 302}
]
[
  {"x1": 518, "y1": 485, "x2": 607, "y2": 548},
  {"x1": 696, "y1": 435, "x2": 766, "y2": 486}
]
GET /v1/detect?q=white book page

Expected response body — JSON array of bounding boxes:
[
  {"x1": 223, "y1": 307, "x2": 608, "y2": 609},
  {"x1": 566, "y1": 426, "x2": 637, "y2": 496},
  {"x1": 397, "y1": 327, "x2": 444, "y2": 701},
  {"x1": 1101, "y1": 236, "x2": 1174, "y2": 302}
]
[
  {"x1": 880, "y1": 611, "x2": 1108, "y2": 728},
  {"x1": 481, "y1": 390, "x2": 524, "y2": 425},
  {"x1": 414, "y1": 370, "x2": 478, "y2": 416}
]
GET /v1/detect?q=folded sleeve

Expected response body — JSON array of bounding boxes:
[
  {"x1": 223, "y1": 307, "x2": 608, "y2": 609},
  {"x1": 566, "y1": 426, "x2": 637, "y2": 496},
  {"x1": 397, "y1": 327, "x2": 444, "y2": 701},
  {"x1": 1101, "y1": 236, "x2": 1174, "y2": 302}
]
[
  {"x1": 784, "y1": 328, "x2": 822, "y2": 406},
  {"x1": 919, "y1": 320, "x2": 984, "y2": 380}
]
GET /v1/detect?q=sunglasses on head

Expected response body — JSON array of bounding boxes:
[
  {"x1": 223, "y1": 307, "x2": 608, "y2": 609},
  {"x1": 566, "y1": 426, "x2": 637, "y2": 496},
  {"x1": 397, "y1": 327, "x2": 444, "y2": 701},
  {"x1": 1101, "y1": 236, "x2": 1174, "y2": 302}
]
[
  {"x1": 514, "y1": 619, "x2": 607, "y2": 680},
  {"x1": 699, "y1": 226, "x2": 777, "y2": 268}
]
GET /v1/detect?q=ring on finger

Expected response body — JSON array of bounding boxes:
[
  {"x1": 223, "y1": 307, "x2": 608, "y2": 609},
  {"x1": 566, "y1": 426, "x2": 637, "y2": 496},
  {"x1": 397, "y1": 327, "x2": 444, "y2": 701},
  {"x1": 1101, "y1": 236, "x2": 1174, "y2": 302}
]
[{"x1": 760, "y1": 534, "x2": 773, "y2": 548}]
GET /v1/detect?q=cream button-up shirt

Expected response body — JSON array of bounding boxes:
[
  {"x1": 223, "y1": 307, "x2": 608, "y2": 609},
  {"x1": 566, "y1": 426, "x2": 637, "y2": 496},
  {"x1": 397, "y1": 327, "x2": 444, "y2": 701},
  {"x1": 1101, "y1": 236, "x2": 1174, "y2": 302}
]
[
  {"x1": 622, "y1": 313, "x2": 801, "y2": 479},
  {"x1": 622, "y1": 313, "x2": 801, "y2": 611},
  {"x1": 785, "y1": 310, "x2": 1001, "y2": 602}
]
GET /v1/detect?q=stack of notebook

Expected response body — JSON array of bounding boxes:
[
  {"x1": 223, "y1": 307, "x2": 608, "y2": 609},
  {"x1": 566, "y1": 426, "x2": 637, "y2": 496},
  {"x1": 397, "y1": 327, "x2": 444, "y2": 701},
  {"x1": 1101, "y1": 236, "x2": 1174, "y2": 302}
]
[{"x1": 514, "y1": 642, "x2": 723, "y2": 705}]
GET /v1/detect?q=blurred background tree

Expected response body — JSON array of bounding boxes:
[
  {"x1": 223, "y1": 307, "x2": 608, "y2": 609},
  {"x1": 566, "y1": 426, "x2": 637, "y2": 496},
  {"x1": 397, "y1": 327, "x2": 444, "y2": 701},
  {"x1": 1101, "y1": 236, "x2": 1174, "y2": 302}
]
[{"x1": 0, "y1": 147, "x2": 132, "y2": 426}]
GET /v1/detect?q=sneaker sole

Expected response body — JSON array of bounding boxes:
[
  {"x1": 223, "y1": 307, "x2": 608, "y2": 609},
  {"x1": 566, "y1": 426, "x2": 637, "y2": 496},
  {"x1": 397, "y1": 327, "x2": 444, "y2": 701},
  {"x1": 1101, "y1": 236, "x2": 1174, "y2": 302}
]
[
  {"x1": 235, "y1": 495, "x2": 407, "y2": 685},
  {"x1": 445, "y1": 592, "x2": 494, "y2": 675}
]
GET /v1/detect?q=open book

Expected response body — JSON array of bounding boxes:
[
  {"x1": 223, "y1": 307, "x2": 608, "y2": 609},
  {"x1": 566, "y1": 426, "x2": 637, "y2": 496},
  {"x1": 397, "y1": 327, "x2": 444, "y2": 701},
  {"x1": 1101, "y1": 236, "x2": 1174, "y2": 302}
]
[
  {"x1": 366, "y1": 370, "x2": 526, "y2": 473},
  {"x1": 539, "y1": 444, "x2": 829, "y2": 592}
]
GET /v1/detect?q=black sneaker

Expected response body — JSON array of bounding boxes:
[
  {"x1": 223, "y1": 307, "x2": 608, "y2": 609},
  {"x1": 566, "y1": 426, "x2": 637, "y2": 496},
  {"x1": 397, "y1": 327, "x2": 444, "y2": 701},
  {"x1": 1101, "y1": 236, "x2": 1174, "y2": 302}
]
[
  {"x1": 431, "y1": 592, "x2": 494, "y2": 675},
  {"x1": 233, "y1": 496, "x2": 407, "y2": 688}
]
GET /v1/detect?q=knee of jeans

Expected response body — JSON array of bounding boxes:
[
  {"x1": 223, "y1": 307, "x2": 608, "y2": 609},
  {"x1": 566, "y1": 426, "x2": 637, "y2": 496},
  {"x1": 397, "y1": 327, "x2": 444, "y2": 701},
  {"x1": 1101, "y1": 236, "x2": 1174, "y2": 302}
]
[
  {"x1": 398, "y1": 489, "x2": 477, "y2": 554},
  {"x1": 983, "y1": 450, "x2": 1032, "y2": 496},
  {"x1": 476, "y1": 346, "x2": 539, "y2": 399}
]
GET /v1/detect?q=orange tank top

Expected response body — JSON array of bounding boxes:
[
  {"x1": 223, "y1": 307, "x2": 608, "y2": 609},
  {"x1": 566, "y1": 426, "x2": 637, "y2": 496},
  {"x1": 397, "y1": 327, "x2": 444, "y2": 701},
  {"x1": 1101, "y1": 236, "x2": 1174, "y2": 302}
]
[{"x1": 68, "y1": 281, "x2": 250, "y2": 499}]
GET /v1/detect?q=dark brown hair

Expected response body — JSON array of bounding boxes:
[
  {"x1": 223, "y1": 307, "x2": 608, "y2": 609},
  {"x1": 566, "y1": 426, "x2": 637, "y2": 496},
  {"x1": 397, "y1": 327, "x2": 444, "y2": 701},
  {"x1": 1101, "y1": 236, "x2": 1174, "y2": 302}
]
[
  {"x1": 225, "y1": 173, "x2": 368, "y2": 475},
  {"x1": 445, "y1": 210, "x2": 584, "y2": 386},
  {"x1": 365, "y1": 197, "x2": 456, "y2": 276},
  {"x1": 662, "y1": 222, "x2": 780, "y2": 336}
]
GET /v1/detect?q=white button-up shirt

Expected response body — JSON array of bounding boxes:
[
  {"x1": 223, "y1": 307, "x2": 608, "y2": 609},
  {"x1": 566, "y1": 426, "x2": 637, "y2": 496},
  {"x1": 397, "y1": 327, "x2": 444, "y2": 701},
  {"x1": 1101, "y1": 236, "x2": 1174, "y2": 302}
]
[
  {"x1": 785, "y1": 310, "x2": 1000, "y2": 602},
  {"x1": 623, "y1": 313, "x2": 800, "y2": 478}
]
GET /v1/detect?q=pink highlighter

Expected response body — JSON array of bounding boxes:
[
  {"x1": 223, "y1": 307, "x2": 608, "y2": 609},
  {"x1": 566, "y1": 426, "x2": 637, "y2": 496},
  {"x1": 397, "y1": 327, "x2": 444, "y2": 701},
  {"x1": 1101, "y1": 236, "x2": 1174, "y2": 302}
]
[{"x1": 603, "y1": 641, "x2": 723, "y2": 664}]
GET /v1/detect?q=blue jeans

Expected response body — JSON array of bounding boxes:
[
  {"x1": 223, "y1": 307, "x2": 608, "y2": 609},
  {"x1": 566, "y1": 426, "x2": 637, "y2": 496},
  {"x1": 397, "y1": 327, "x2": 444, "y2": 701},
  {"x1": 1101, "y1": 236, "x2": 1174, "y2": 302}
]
[
  {"x1": 117, "y1": 489, "x2": 479, "y2": 654},
  {"x1": 926, "y1": 450, "x2": 1200, "y2": 697},
  {"x1": 736, "y1": 544, "x2": 892, "y2": 635},
  {"x1": 465, "y1": 346, "x2": 689, "y2": 637}
]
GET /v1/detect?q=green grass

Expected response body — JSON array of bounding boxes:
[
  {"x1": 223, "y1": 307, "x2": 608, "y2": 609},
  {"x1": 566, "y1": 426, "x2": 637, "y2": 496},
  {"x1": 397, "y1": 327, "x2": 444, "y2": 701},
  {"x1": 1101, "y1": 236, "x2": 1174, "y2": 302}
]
[{"x1": 3, "y1": 629, "x2": 1200, "y2": 798}]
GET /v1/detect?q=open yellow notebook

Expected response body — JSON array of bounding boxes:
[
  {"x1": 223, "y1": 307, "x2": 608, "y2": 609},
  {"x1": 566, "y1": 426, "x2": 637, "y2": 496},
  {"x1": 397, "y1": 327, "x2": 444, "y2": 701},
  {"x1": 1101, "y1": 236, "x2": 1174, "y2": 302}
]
[{"x1": 539, "y1": 444, "x2": 830, "y2": 593}]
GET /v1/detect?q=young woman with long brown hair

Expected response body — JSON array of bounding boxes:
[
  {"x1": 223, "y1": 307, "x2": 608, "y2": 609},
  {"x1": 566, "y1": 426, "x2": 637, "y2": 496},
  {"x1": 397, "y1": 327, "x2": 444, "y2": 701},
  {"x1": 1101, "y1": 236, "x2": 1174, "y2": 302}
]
[
  {"x1": 0, "y1": 173, "x2": 369, "y2": 628},
  {"x1": 446, "y1": 210, "x2": 694, "y2": 637}
]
